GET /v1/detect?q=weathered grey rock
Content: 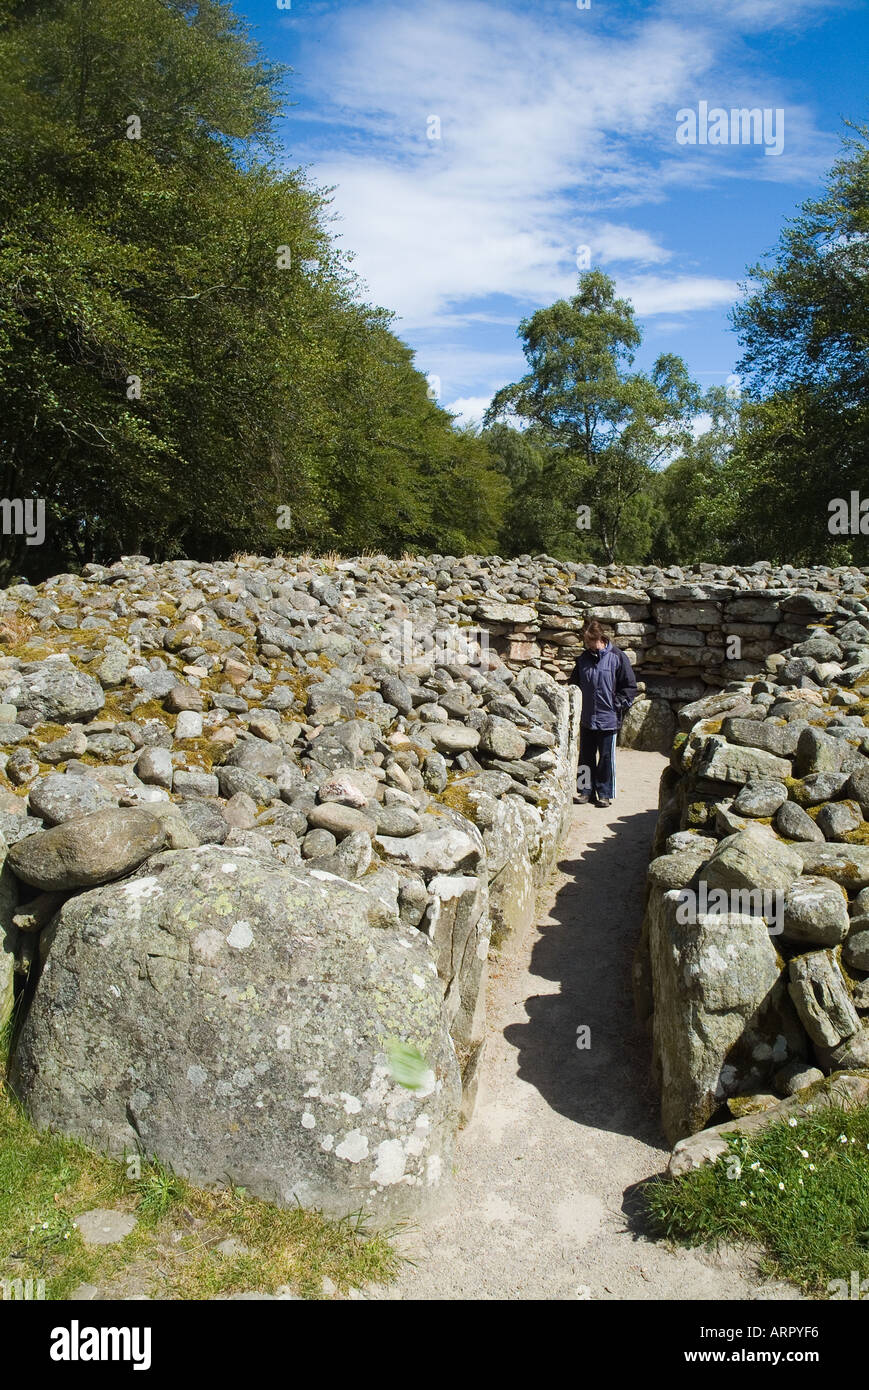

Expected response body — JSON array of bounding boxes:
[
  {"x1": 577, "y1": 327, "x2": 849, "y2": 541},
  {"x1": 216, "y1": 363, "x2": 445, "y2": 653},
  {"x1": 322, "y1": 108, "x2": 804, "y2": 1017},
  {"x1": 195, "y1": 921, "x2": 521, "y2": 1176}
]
[
  {"x1": 422, "y1": 752, "x2": 448, "y2": 793},
  {"x1": 817, "y1": 1025, "x2": 869, "y2": 1071},
  {"x1": 732, "y1": 780, "x2": 789, "y2": 818},
  {"x1": 424, "y1": 873, "x2": 490, "y2": 1088},
  {"x1": 668, "y1": 1073, "x2": 869, "y2": 1176},
  {"x1": 791, "y1": 842, "x2": 869, "y2": 889},
  {"x1": 173, "y1": 770, "x2": 220, "y2": 800},
  {"x1": 175, "y1": 711, "x2": 204, "y2": 741},
  {"x1": 302, "y1": 828, "x2": 337, "y2": 859},
  {"x1": 7, "y1": 659, "x2": 105, "y2": 723},
  {"x1": 703, "y1": 823, "x2": 804, "y2": 897},
  {"x1": 429, "y1": 723, "x2": 481, "y2": 754},
  {"x1": 0, "y1": 834, "x2": 17, "y2": 1030},
  {"x1": 223, "y1": 792, "x2": 258, "y2": 830},
  {"x1": 310, "y1": 829, "x2": 373, "y2": 880},
  {"x1": 376, "y1": 821, "x2": 482, "y2": 876},
  {"x1": 843, "y1": 919, "x2": 869, "y2": 971},
  {"x1": 775, "y1": 800, "x2": 824, "y2": 842},
  {"x1": 791, "y1": 771, "x2": 850, "y2": 805},
  {"x1": 846, "y1": 766, "x2": 869, "y2": 814},
  {"x1": 28, "y1": 774, "x2": 116, "y2": 826},
  {"x1": 7, "y1": 809, "x2": 166, "y2": 891},
  {"x1": 222, "y1": 738, "x2": 284, "y2": 777},
  {"x1": 787, "y1": 950, "x2": 860, "y2": 1048},
  {"x1": 648, "y1": 890, "x2": 784, "y2": 1144},
  {"x1": 73, "y1": 1209, "x2": 137, "y2": 1247},
  {"x1": 36, "y1": 728, "x2": 89, "y2": 763},
  {"x1": 724, "y1": 718, "x2": 803, "y2": 760},
  {"x1": 306, "y1": 803, "x2": 376, "y2": 840},
  {"x1": 215, "y1": 765, "x2": 278, "y2": 804},
  {"x1": 374, "y1": 805, "x2": 421, "y2": 838},
  {"x1": 773, "y1": 1061, "x2": 824, "y2": 1096},
  {"x1": 696, "y1": 738, "x2": 792, "y2": 786},
  {"x1": 11, "y1": 846, "x2": 461, "y2": 1224},
  {"x1": 781, "y1": 876, "x2": 849, "y2": 946},
  {"x1": 174, "y1": 800, "x2": 230, "y2": 846},
  {"x1": 619, "y1": 697, "x2": 676, "y2": 754},
  {"x1": 794, "y1": 726, "x2": 845, "y2": 777},
  {"x1": 135, "y1": 747, "x2": 174, "y2": 790},
  {"x1": 815, "y1": 800, "x2": 863, "y2": 841}
]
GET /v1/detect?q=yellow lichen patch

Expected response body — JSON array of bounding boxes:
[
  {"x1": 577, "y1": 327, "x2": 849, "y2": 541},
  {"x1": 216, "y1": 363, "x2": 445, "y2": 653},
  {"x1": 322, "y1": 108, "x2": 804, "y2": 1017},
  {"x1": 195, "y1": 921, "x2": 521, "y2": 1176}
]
[{"x1": 843, "y1": 822, "x2": 869, "y2": 846}]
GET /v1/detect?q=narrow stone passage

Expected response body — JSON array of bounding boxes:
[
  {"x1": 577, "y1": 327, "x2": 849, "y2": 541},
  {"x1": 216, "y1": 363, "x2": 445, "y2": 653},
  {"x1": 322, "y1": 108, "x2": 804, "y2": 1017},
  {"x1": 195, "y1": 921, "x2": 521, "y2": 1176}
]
[{"x1": 376, "y1": 750, "x2": 803, "y2": 1301}]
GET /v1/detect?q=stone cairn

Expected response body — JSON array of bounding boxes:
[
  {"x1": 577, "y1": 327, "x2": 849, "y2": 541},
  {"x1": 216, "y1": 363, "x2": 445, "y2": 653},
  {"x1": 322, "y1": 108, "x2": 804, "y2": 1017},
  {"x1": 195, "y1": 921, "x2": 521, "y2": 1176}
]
[{"x1": 0, "y1": 551, "x2": 867, "y2": 1217}]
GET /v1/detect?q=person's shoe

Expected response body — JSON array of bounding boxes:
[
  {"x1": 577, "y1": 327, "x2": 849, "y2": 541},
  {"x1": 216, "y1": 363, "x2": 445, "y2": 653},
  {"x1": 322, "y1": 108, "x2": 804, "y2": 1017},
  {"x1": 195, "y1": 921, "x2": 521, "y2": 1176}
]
[
  {"x1": 575, "y1": 792, "x2": 592, "y2": 804},
  {"x1": 596, "y1": 796, "x2": 612, "y2": 808}
]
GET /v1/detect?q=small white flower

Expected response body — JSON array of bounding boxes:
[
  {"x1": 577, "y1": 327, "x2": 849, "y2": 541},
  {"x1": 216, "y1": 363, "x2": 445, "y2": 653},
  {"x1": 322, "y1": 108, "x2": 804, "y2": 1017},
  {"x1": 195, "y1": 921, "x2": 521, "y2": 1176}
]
[
  {"x1": 750, "y1": 1161, "x2": 760, "y2": 1170},
  {"x1": 739, "y1": 1200, "x2": 747, "y2": 1207},
  {"x1": 839, "y1": 1134, "x2": 848, "y2": 1144},
  {"x1": 809, "y1": 1164, "x2": 816, "y2": 1171},
  {"x1": 798, "y1": 1148, "x2": 809, "y2": 1158},
  {"x1": 788, "y1": 1117, "x2": 798, "y2": 1127},
  {"x1": 778, "y1": 1182, "x2": 785, "y2": 1191}
]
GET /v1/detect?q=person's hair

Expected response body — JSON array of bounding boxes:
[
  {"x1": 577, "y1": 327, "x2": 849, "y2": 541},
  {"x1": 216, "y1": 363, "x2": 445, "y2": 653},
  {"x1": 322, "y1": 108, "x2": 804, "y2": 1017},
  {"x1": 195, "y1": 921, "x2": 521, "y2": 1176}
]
[{"x1": 582, "y1": 619, "x2": 609, "y2": 644}]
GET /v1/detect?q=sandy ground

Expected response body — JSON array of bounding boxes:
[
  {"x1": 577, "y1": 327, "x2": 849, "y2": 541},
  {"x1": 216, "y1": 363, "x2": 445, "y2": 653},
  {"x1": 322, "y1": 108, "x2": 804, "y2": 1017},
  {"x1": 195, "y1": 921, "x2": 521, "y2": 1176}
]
[{"x1": 374, "y1": 749, "x2": 805, "y2": 1301}]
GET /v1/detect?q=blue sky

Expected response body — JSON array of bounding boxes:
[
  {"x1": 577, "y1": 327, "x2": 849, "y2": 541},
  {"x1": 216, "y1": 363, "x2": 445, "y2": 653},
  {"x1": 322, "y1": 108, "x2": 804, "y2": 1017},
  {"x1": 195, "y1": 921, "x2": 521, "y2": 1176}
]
[{"x1": 238, "y1": 0, "x2": 867, "y2": 426}]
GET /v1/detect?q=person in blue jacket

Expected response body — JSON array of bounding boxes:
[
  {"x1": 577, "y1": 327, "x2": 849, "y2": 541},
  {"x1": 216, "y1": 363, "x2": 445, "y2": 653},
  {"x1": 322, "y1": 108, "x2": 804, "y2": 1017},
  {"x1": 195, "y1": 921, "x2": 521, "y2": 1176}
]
[{"x1": 567, "y1": 619, "x2": 638, "y2": 807}]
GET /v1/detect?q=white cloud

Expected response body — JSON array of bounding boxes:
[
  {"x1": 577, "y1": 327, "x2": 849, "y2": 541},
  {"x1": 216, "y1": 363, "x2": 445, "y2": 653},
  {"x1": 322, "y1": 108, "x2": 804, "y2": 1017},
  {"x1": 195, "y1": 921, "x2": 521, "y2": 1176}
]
[
  {"x1": 618, "y1": 274, "x2": 739, "y2": 316},
  {"x1": 443, "y1": 395, "x2": 494, "y2": 429},
  {"x1": 282, "y1": 0, "x2": 839, "y2": 400}
]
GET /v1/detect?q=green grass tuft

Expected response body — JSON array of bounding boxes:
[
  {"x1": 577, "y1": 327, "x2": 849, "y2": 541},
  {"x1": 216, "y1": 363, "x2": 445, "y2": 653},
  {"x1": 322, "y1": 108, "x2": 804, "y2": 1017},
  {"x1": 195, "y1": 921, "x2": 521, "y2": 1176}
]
[{"x1": 644, "y1": 1102, "x2": 869, "y2": 1296}]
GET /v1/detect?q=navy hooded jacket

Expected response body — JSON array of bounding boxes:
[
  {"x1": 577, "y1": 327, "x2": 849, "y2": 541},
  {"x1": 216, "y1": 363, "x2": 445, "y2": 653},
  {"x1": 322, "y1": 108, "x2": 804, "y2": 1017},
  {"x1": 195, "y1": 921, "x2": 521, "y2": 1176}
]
[{"x1": 568, "y1": 641, "x2": 638, "y2": 731}]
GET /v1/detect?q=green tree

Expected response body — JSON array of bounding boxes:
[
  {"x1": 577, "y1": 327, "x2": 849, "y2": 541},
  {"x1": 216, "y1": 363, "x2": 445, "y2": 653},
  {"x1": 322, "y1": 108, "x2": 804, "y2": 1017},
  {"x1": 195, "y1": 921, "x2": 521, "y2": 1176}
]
[
  {"x1": 0, "y1": 0, "x2": 505, "y2": 580},
  {"x1": 484, "y1": 271, "x2": 700, "y2": 562},
  {"x1": 728, "y1": 126, "x2": 869, "y2": 563}
]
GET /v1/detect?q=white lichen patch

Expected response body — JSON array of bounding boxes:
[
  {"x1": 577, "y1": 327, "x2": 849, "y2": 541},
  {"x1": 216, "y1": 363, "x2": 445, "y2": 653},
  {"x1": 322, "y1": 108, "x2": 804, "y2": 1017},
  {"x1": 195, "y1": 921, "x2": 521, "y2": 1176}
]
[
  {"x1": 335, "y1": 1129, "x2": 369, "y2": 1163},
  {"x1": 226, "y1": 919, "x2": 254, "y2": 950},
  {"x1": 122, "y1": 876, "x2": 163, "y2": 901},
  {"x1": 425, "y1": 1154, "x2": 442, "y2": 1186},
  {"x1": 192, "y1": 927, "x2": 224, "y2": 964},
  {"x1": 301, "y1": 1112, "x2": 316, "y2": 1129},
  {"x1": 186, "y1": 1064, "x2": 208, "y2": 1088},
  {"x1": 276, "y1": 1024, "x2": 292, "y2": 1051},
  {"x1": 371, "y1": 1138, "x2": 407, "y2": 1186},
  {"x1": 412, "y1": 973, "x2": 426, "y2": 989},
  {"x1": 340, "y1": 1092, "x2": 362, "y2": 1114}
]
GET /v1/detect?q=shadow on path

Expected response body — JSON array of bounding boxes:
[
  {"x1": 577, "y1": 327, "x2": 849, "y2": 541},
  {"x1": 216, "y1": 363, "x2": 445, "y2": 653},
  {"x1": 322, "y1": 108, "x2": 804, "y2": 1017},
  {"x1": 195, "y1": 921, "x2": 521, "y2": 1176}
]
[{"x1": 504, "y1": 801, "x2": 666, "y2": 1148}]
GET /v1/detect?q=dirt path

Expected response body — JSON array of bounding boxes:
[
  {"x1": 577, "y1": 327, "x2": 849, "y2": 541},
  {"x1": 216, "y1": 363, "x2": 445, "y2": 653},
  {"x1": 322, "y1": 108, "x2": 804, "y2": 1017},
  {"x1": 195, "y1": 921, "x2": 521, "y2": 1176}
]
[{"x1": 375, "y1": 749, "x2": 803, "y2": 1301}]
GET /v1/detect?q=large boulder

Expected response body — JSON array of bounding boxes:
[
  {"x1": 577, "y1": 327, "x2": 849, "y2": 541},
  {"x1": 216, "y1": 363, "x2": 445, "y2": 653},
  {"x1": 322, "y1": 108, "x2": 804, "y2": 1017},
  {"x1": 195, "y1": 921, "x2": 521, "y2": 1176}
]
[
  {"x1": 6, "y1": 809, "x2": 166, "y2": 891},
  {"x1": 4, "y1": 657, "x2": 105, "y2": 723},
  {"x1": 619, "y1": 697, "x2": 676, "y2": 754},
  {"x1": 702, "y1": 823, "x2": 804, "y2": 897},
  {"x1": 11, "y1": 845, "x2": 462, "y2": 1224},
  {"x1": 0, "y1": 833, "x2": 18, "y2": 1031},
  {"x1": 647, "y1": 888, "x2": 786, "y2": 1144},
  {"x1": 695, "y1": 737, "x2": 792, "y2": 786}
]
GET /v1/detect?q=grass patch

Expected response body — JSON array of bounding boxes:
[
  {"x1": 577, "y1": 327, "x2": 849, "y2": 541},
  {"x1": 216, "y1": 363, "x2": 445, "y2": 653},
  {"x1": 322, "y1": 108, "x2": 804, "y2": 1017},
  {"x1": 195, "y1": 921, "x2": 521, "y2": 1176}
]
[
  {"x1": 0, "y1": 1039, "x2": 402, "y2": 1300},
  {"x1": 643, "y1": 1102, "x2": 869, "y2": 1296}
]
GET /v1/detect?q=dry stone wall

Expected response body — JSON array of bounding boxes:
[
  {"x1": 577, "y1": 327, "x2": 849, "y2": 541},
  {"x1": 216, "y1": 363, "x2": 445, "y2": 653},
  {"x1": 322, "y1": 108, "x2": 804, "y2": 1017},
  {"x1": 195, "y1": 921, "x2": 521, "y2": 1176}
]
[
  {"x1": 0, "y1": 552, "x2": 580, "y2": 1226},
  {"x1": 2, "y1": 548, "x2": 868, "y2": 1218},
  {"x1": 632, "y1": 578, "x2": 869, "y2": 1165}
]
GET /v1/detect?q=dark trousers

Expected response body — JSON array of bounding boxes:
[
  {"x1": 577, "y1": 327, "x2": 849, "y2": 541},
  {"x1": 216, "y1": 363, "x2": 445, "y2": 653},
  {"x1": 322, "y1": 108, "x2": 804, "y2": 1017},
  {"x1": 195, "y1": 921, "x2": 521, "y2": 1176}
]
[{"x1": 577, "y1": 725, "x2": 617, "y2": 800}]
